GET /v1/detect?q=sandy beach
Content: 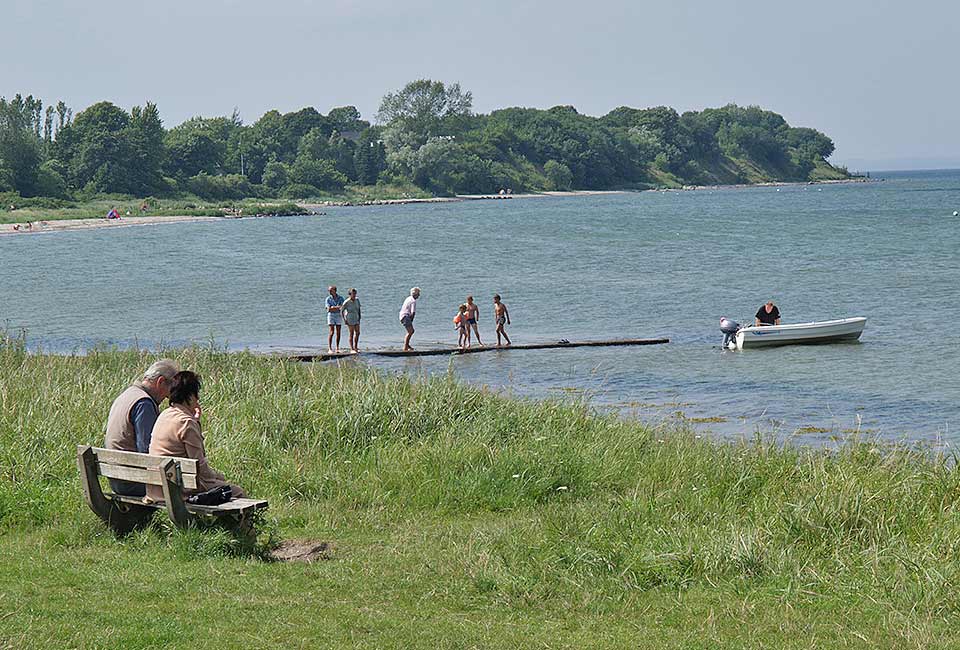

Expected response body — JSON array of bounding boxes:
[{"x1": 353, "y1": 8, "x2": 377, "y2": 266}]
[{"x1": 0, "y1": 214, "x2": 226, "y2": 236}]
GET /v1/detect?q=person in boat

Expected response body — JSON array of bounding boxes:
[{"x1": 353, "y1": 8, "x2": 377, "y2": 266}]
[
  {"x1": 465, "y1": 295, "x2": 483, "y2": 346},
  {"x1": 325, "y1": 285, "x2": 345, "y2": 353},
  {"x1": 755, "y1": 300, "x2": 781, "y2": 326},
  {"x1": 493, "y1": 294, "x2": 511, "y2": 346},
  {"x1": 104, "y1": 359, "x2": 181, "y2": 496},
  {"x1": 147, "y1": 370, "x2": 246, "y2": 502},
  {"x1": 341, "y1": 288, "x2": 362, "y2": 353},
  {"x1": 399, "y1": 287, "x2": 420, "y2": 351}
]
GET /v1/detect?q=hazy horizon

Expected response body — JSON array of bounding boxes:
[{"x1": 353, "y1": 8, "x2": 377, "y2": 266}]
[{"x1": 4, "y1": 0, "x2": 958, "y2": 172}]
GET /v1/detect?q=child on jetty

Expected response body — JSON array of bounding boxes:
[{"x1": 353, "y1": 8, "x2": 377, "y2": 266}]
[
  {"x1": 454, "y1": 304, "x2": 470, "y2": 349},
  {"x1": 493, "y1": 294, "x2": 511, "y2": 347}
]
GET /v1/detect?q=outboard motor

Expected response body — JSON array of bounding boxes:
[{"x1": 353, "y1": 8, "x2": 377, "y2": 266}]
[{"x1": 719, "y1": 317, "x2": 740, "y2": 350}]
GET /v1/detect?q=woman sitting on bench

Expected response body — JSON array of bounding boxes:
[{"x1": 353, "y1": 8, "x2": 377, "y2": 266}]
[{"x1": 146, "y1": 371, "x2": 246, "y2": 502}]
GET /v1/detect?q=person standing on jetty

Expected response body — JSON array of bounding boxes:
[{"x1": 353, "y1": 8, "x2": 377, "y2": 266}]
[
  {"x1": 399, "y1": 287, "x2": 420, "y2": 351},
  {"x1": 326, "y1": 285, "x2": 345, "y2": 353},
  {"x1": 342, "y1": 288, "x2": 362, "y2": 353},
  {"x1": 493, "y1": 294, "x2": 511, "y2": 347},
  {"x1": 104, "y1": 358, "x2": 180, "y2": 496},
  {"x1": 465, "y1": 295, "x2": 483, "y2": 346},
  {"x1": 755, "y1": 300, "x2": 781, "y2": 326},
  {"x1": 455, "y1": 304, "x2": 470, "y2": 350}
]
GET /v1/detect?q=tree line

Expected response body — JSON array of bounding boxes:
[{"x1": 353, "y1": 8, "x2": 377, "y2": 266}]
[{"x1": 0, "y1": 80, "x2": 843, "y2": 202}]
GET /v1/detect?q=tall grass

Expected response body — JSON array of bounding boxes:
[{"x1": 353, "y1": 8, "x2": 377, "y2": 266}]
[{"x1": 2, "y1": 339, "x2": 960, "y2": 628}]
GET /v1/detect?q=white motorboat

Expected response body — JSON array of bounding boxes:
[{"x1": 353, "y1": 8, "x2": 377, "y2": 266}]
[{"x1": 720, "y1": 317, "x2": 866, "y2": 350}]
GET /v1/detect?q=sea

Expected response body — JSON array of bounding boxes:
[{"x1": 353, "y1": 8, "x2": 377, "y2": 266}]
[{"x1": 3, "y1": 169, "x2": 959, "y2": 444}]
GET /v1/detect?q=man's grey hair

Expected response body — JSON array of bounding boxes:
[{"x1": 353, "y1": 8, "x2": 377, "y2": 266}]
[
  {"x1": 410, "y1": 287, "x2": 420, "y2": 296},
  {"x1": 142, "y1": 358, "x2": 180, "y2": 382}
]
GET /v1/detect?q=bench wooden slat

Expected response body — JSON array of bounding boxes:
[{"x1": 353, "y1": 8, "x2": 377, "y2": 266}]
[
  {"x1": 93, "y1": 447, "x2": 198, "y2": 474},
  {"x1": 99, "y1": 462, "x2": 198, "y2": 490},
  {"x1": 110, "y1": 494, "x2": 267, "y2": 515},
  {"x1": 186, "y1": 498, "x2": 269, "y2": 515}
]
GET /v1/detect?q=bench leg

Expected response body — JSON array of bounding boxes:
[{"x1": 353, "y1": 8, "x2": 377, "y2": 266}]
[
  {"x1": 159, "y1": 458, "x2": 193, "y2": 529},
  {"x1": 77, "y1": 446, "x2": 155, "y2": 536}
]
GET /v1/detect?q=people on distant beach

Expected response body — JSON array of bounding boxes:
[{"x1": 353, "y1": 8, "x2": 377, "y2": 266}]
[
  {"x1": 104, "y1": 358, "x2": 180, "y2": 496},
  {"x1": 342, "y1": 288, "x2": 362, "y2": 353},
  {"x1": 493, "y1": 294, "x2": 511, "y2": 346},
  {"x1": 755, "y1": 300, "x2": 781, "y2": 326},
  {"x1": 465, "y1": 295, "x2": 483, "y2": 346},
  {"x1": 399, "y1": 287, "x2": 420, "y2": 351},
  {"x1": 455, "y1": 304, "x2": 470, "y2": 350},
  {"x1": 106, "y1": 207, "x2": 120, "y2": 220},
  {"x1": 147, "y1": 370, "x2": 246, "y2": 503},
  {"x1": 140, "y1": 201, "x2": 148, "y2": 215},
  {"x1": 326, "y1": 285, "x2": 345, "y2": 353}
]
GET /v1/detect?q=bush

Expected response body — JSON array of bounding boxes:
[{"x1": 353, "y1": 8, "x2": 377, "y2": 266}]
[
  {"x1": 185, "y1": 173, "x2": 253, "y2": 200},
  {"x1": 35, "y1": 163, "x2": 69, "y2": 199},
  {"x1": 544, "y1": 159, "x2": 573, "y2": 191},
  {"x1": 261, "y1": 161, "x2": 289, "y2": 190},
  {"x1": 289, "y1": 158, "x2": 347, "y2": 191},
  {"x1": 0, "y1": 168, "x2": 15, "y2": 193},
  {"x1": 280, "y1": 183, "x2": 320, "y2": 199}
]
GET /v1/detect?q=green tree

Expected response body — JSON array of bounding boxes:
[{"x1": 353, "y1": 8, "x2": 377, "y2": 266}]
[
  {"x1": 289, "y1": 157, "x2": 346, "y2": 191},
  {"x1": 377, "y1": 79, "x2": 473, "y2": 149},
  {"x1": 164, "y1": 117, "x2": 228, "y2": 177},
  {"x1": 543, "y1": 159, "x2": 573, "y2": 190},
  {"x1": 261, "y1": 159, "x2": 289, "y2": 190},
  {"x1": 0, "y1": 94, "x2": 50, "y2": 196},
  {"x1": 354, "y1": 129, "x2": 386, "y2": 185},
  {"x1": 126, "y1": 102, "x2": 165, "y2": 192}
]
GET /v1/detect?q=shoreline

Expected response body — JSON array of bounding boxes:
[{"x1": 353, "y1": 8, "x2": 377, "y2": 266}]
[
  {"x1": 300, "y1": 189, "x2": 625, "y2": 208},
  {"x1": 662, "y1": 177, "x2": 874, "y2": 192},
  {"x1": 0, "y1": 182, "x2": 868, "y2": 236},
  {"x1": 0, "y1": 191, "x2": 626, "y2": 235}
]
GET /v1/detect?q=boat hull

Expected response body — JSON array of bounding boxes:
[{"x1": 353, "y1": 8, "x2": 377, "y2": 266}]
[{"x1": 735, "y1": 317, "x2": 866, "y2": 350}]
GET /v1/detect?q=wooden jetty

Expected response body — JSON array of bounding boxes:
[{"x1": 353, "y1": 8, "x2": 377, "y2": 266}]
[{"x1": 286, "y1": 337, "x2": 669, "y2": 362}]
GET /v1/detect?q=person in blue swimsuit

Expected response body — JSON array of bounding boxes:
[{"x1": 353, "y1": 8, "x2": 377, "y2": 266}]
[{"x1": 326, "y1": 285, "x2": 345, "y2": 353}]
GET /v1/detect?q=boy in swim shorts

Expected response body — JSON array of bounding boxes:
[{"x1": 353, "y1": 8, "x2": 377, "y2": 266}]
[
  {"x1": 493, "y1": 294, "x2": 511, "y2": 347},
  {"x1": 465, "y1": 295, "x2": 483, "y2": 346}
]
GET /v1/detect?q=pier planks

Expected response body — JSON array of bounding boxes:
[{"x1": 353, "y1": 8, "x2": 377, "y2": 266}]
[{"x1": 285, "y1": 337, "x2": 669, "y2": 362}]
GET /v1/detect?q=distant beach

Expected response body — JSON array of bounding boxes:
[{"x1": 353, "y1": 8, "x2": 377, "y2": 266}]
[{"x1": 1, "y1": 191, "x2": 626, "y2": 236}]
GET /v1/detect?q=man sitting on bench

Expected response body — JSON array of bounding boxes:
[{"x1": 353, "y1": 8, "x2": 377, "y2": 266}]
[
  {"x1": 104, "y1": 359, "x2": 180, "y2": 496},
  {"x1": 147, "y1": 370, "x2": 246, "y2": 502}
]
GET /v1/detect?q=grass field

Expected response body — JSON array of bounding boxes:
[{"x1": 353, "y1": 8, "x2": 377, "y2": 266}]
[{"x1": 1, "y1": 338, "x2": 959, "y2": 648}]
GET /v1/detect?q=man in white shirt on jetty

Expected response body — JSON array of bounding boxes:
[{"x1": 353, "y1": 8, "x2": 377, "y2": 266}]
[{"x1": 399, "y1": 287, "x2": 420, "y2": 351}]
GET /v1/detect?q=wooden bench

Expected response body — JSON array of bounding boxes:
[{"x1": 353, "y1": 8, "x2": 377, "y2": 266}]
[{"x1": 77, "y1": 445, "x2": 268, "y2": 535}]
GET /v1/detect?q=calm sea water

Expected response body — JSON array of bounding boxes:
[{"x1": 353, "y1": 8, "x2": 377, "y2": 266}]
[{"x1": 3, "y1": 170, "x2": 959, "y2": 442}]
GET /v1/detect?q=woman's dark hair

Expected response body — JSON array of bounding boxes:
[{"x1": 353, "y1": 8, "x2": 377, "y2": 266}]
[{"x1": 168, "y1": 370, "x2": 202, "y2": 405}]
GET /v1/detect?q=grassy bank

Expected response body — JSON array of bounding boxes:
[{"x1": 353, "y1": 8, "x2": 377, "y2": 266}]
[
  {"x1": 0, "y1": 185, "x2": 431, "y2": 224},
  {"x1": 1, "y1": 341, "x2": 959, "y2": 648},
  {"x1": 0, "y1": 196, "x2": 310, "y2": 224}
]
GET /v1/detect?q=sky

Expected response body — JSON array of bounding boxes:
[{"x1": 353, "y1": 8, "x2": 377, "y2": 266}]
[{"x1": 2, "y1": 0, "x2": 958, "y2": 171}]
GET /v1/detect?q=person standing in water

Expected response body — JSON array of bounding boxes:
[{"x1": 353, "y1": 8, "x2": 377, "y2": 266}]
[
  {"x1": 341, "y1": 288, "x2": 362, "y2": 353},
  {"x1": 399, "y1": 287, "x2": 420, "y2": 351},
  {"x1": 326, "y1": 285, "x2": 345, "y2": 353},
  {"x1": 493, "y1": 294, "x2": 511, "y2": 347},
  {"x1": 465, "y1": 295, "x2": 483, "y2": 346}
]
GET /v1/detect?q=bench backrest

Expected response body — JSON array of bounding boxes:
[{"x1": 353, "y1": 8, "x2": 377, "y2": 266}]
[{"x1": 90, "y1": 447, "x2": 199, "y2": 490}]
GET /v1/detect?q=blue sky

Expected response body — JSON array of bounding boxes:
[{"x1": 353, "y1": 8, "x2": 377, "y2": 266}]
[{"x1": 3, "y1": 0, "x2": 957, "y2": 170}]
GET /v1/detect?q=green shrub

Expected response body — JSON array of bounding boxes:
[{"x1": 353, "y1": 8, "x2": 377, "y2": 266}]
[{"x1": 280, "y1": 183, "x2": 320, "y2": 199}]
